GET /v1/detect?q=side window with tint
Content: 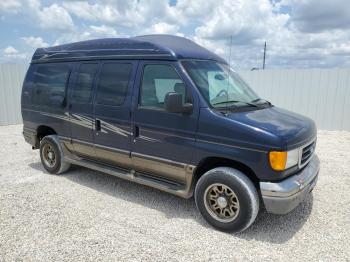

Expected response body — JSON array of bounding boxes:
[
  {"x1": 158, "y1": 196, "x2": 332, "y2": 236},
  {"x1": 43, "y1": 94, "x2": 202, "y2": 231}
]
[
  {"x1": 72, "y1": 63, "x2": 98, "y2": 103},
  {"x1": 96, "y1": 63, "x2": 132, "y2": 106},
  {"x1": 140, "y1": 64, "x2": 187, "y2": 109},
  {"x1": 33, "y1": 64, "x2": 70, "y2": 106}
]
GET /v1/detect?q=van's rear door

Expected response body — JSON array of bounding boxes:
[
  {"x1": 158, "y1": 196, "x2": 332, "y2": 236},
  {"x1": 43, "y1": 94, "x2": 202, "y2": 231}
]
[
  {"x1": 92, "y1": 60, "x2": 138, "y2": 169},
  {"x1": 69, "y1": 62, "x2": 99, "y2": 158}
]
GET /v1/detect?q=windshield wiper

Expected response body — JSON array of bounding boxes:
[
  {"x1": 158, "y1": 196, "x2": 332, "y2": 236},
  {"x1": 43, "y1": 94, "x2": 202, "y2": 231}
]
[
  {"x1": 251, "y1": 98, "x2": 272, "y2": 106},
  {"x1": 213, "y1": 100, "x2": 259, "y2": 108}
]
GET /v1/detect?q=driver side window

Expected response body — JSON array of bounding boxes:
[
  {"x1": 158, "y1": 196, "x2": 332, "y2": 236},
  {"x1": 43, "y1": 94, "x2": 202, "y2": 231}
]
[{"x1": 140, "y1": 64, "x2": 187, "y2": 109}]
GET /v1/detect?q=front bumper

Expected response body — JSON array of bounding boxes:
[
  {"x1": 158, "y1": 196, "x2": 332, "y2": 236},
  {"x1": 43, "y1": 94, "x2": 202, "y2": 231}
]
[{"x1": 260, "y1": 155, "x2": 320, "y2": 215}]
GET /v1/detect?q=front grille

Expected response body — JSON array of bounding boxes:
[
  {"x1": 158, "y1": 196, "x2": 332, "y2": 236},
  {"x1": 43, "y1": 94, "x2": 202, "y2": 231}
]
[{"x1": 299, "y1": 140, "x2": 316, "y2": 167}]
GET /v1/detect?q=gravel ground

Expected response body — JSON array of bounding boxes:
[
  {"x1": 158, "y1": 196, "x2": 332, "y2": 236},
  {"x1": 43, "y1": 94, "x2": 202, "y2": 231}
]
[{"x1": 0, "y1": 125, "x2": 349, "y2": 261}]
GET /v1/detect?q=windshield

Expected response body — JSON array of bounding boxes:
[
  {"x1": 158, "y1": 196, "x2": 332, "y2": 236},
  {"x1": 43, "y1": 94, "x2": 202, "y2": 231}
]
[{"x1": 182, "y1": 60, "x2": 262, "y2": 109}]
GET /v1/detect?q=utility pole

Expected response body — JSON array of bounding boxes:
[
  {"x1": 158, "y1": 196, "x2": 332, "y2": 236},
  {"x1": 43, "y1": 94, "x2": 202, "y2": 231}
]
[{"x1": 263, "y1": 41, "x2": 267, "y2": 70}]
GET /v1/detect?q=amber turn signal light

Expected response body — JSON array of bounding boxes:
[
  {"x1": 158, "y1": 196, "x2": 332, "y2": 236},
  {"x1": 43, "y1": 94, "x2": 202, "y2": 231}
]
[{"x1": 269, "y1": 151, "x2": 287, "y2": 171}]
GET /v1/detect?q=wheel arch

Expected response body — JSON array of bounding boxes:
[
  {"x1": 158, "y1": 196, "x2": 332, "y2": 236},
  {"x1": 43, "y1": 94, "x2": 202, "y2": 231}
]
[
  {"x1": 36, "y1": 125, "x2": 57, "y2": 141},
  {"x1": 193, "y1": 157, "x2": 260, "y2": 190}
]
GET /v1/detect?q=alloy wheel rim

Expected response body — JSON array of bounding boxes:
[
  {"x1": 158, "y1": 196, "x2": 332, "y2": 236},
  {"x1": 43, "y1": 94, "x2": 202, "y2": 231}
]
[{"x1": 203, "y1": 183, "x2": 240, "y2": 223}]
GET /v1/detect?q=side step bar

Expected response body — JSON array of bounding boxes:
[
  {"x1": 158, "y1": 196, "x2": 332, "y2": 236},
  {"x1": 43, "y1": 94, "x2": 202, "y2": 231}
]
[{"x1": 64, "y1": 156, "x2": 193, "y2": 198}]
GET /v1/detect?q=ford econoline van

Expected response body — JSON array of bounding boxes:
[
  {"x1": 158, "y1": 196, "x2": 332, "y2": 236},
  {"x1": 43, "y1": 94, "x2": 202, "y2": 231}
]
[{"x1": 21, "y1": 35, "x2": 320, "y2": 232}]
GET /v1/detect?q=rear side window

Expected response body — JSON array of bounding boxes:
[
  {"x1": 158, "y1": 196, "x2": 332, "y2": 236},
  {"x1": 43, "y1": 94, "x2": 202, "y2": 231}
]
[
  {"x1": 72, "y1": 63, "x2": 98, "y2": 103},
  {"x1": 33, "y1": 64, "x2": 70, "y2": 106},
  {"x1": 96, "y1": 63, "x2": 132, "y2": 106},
  {"x1": 140, "y1": 64, "x2": 186, "y2": 109},
  {"x1": 21, "y1": 65, "x2": 36, "y2": 105}
]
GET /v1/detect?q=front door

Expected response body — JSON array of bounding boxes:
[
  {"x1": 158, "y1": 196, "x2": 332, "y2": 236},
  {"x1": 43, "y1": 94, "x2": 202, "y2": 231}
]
[
  {"x1": 69, "y1": 62, "x2": 99, "y2": 158},
  {"x1": 131, "y1": 61, "x2": 198, "y2": 185},
  {"x1": 93, "y1": 61, "x2": 138, "y2": 169}
]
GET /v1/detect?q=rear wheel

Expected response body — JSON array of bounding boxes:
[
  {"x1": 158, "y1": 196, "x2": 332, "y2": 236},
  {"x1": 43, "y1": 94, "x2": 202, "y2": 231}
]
[
  {"x1": 40, "y1": 135, "x2": 70, "y2": 174},
  {"x1": 195, "y1": 167, "x2": 259, "y2": 232}
]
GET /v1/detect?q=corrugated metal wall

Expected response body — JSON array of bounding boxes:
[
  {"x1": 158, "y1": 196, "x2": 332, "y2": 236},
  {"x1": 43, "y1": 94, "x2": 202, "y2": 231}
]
[
  {"x1": 0, "y1": 64, "x2": 27, "y2": 125},
  {"x1": 238, "y1": 69, "x2": 350, "y2": 131},
  {"x1": 0, "y1": 64, "x2": 349, "y2": 130}
]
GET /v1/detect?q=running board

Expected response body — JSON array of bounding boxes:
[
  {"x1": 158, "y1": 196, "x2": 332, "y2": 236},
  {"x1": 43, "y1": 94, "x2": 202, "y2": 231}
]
[{"x1": 64, "y1": 156, "x2": 192, "y2": 198}]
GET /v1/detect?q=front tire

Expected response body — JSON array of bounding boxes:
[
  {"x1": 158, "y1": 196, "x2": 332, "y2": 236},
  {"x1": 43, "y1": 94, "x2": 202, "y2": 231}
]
[
  {"x1": 40, "y1": 135, "x2": 70, "y2": 174},
  {"x1": 195, "y1": 167, "x2": 259, "y2": 232}
]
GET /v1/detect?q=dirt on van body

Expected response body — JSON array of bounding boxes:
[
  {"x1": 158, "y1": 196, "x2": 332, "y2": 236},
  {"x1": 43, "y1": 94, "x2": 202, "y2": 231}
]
[{"x1": 0, "y1": 125, "x2": 349, "y2": 261}]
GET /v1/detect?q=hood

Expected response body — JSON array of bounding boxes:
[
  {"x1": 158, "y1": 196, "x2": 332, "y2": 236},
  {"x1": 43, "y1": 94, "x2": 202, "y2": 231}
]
[{"x1": 226, "y1": 106, "x2": 317, "y2": 149}]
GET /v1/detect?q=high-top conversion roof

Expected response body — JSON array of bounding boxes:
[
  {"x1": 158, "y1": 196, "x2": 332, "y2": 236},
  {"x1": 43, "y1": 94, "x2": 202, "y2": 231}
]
[{"x1": 31, "y1": 34, "x2": 226, "y2": 64}]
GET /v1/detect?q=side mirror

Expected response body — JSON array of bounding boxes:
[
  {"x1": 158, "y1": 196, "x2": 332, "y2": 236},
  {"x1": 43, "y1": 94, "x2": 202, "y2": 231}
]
[{"x1": 164, "y1": 92, "x2": 193, "y2": 114}]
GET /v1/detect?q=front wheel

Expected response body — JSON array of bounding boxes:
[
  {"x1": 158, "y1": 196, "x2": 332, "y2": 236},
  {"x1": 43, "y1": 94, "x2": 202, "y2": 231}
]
[{"x1": 195, "y1": 167, "x2": 259, "y2": 232}]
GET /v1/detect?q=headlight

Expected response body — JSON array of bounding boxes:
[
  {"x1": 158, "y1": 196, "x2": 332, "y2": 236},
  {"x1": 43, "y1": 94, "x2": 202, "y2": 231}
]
[
  {"x1": 285, "y1": 148, "x2": 299, "y2": 169},
  {"x1": 269, "y1": 148, "x2": 299, "y2": 171}
]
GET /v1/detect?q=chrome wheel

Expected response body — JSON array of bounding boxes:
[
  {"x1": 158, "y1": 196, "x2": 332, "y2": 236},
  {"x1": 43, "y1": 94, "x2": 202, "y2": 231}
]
[
  {"x1": 42, "y1": 143, "x2": 56, "y2": 168},
  {"x1": 204, "y1": 183, "x2": 240, "y2": 223}
]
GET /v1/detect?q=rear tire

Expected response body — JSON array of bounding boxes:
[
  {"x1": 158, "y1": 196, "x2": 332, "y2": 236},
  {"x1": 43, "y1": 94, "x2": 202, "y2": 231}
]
[
  {"x1": 195, "y1": 167, "x2": 259, "y2": 232},
  {"x1": 40, "y1": 135, "x2": 70, "y2": 175}
]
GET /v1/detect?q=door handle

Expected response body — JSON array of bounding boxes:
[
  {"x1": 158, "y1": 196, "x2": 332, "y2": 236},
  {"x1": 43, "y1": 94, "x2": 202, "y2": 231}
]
[{"x1": 96, "y1": 119, "x2": 101, "y2": 132}]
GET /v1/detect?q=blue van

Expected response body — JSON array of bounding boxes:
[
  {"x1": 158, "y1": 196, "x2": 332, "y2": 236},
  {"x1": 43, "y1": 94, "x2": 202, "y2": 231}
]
[{"x1": 21, "y1": 35, "x2": 320, "y2": 232}]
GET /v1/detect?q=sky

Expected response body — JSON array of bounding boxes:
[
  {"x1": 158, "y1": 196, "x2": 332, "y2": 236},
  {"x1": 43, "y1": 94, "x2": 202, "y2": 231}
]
[{"x1": 0, "y1": 0, "x2": 350, "y2": 69}]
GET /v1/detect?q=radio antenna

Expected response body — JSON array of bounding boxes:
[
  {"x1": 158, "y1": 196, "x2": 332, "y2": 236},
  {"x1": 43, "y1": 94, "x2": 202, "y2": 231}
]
[
  {"x1": 226, "y1": 35, "x2": 233, "y2": 112},
  {"x1": 263, "y1": 41, "x2": 266, "y2": 69},
  {"x1": 228, "y1": 35, "x2": 233, "y2": 68}
]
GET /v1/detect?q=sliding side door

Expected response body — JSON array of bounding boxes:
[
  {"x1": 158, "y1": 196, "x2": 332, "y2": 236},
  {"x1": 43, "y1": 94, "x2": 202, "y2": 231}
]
[{"x1": 93, "y1": 61, "x2": 138, "y2": 169}]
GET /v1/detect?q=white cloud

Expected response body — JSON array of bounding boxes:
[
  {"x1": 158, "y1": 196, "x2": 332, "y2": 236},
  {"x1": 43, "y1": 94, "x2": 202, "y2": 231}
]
[
  {"x1": 62, "y1": 0, "x2": 181, "y2": 28},
  {"x1": 62, "y1": 1, "x2": 142, "y2": 26},
  {"x1": 183, "y1": 0, "x2": 290, "y2": 68},
  {"x1": 18, "y1": 0, "x2": 74, "y2": 31},
  {"x1": 80, "y1": 25, "x2": 118, "y2": 40},
  {"x1": 36, "y1": 3, "x2": 74, "y2": 31},
  {"x1": 2, "y1": 46, "x2": 27, "y2": 60},
  {"x1": 1, "y1": 0, "x2": 350, "y2": 68},
  {"x1": 179, "y1": 0, "x2": 350, "y2": 69},
  {"x1": 0, "y1": 0, "x2": 21, "y2": 13},
  {"x1": 289, "y1": 0, "x2": 350, "y2": 32},
  {"x1": 194, "y1": 0, "x2": 289, "y2": 42},
  {"x1": 22, "y1": 36, "x2": 49, "y2": 48},
  {"x1": 88, "y1": 25, "x2": 118, "y2": 37},
  {"x1": 142, "y1": 22, "x2": 180, "y2": 35},
  {"x1": 62, "y1": 1, "x2": 119, "y2": 23},
  {"x1": 53, "y1": 0, "x2": 350, "y2": 68},
  {"x1": 53, "y1": 25, "x2": 118, "y2": 45},
  {"x1": 175, "y1": 0, "x2": 215, "y2": 18},
  {"x1": 4, "y1": 46, "x2": 18, "y2": 55}
]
